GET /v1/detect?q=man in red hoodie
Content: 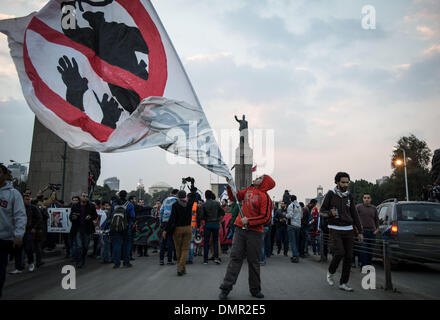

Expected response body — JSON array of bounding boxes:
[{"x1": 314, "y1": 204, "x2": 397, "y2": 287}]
[{"x1": 219, "y1": 174, "x2": 275, "y2": 300}]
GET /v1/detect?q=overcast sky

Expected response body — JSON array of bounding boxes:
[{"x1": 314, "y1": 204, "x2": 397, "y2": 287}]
[{"x1": 1, "y1": 0, "x2": 439, "y2": 202}]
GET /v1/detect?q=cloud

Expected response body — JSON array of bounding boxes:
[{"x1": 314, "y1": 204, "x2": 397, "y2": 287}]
[
  {"x1": 416, "y1": 25, "x2": 436, "y2": 39},
  {"x1": 186, "y1": 53, "x2": 317, "y2": 104},
  {"x1": 185, "y1": 52, "x2": 231, "y2": 63},
  {"x1": 423, "y1": 44, "x2": 440, "y2": 55}
]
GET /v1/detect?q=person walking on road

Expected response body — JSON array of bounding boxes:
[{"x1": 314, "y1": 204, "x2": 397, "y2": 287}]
[
  {"x1": 108, "y1": 190, "x2": 135, "y2": 269},
  {"x1": 356, "y1": 193, "x2": 379, "y2": 268},
  {"x1": 320, "y1": 172, "x2": 363, "y2": 292},
  {"x1": 163, "y1": 178, "x2": 198, "y2": 276},
  {"x1": 0, "y1": 164, "x2": 26, "y2": 298},
  {"x1": 69, "y1": 192, "x2": 97, "y2": 269},
  {"x1": 299, "y1": 199, "x2": 317, "y2": 258},
  {"x1": 199, "y1": 190, "x2": 225, "y2": 265},
  {"x1": 159, "y1": 189, "x2": 178, "y2": 265},
  {"x1": 286, "y1": 196, "x2": 302, "y2": 263},
  {"x1": 274, "y1": 202, "x2": 289, "y2": 256},
  {"x1": 219, "y1": 174, "x2": 275, "y2": 300}
]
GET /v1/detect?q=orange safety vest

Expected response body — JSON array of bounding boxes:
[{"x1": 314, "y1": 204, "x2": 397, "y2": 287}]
[{"x1": 191, "y1": 202, "x2": 198, "y2": 227}]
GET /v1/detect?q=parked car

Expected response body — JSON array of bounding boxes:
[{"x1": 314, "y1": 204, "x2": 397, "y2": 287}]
[{"x1": 375, "y1": 199, "x2": 440, "y2": 264}]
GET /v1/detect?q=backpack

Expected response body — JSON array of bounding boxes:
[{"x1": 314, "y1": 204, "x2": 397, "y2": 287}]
[
  {"x1": 302, "y1": 207, "x2": 313, "y2": 226},
  {"x1": 110, "y1": 201, "x2": 129, "y2": 233}
]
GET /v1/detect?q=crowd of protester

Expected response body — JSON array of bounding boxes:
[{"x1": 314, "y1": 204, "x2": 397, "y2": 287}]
[{"x1": 1, "y1": 163, "x2": 386, "y2": 298}]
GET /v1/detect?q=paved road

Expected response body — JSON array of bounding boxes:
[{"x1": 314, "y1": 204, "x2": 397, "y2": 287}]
[{"x1": 3, "y1": 250, "x2": 439, "y2": 300}]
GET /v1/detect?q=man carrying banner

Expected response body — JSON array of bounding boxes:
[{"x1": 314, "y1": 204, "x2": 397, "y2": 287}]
[{"x1": 219, "y1": 174, "x2": 275, "y2": 300}]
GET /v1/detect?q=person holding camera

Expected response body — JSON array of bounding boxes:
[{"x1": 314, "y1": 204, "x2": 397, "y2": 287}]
[
  {"x1": 69, "y1": 192, "x2": 97, "y2": 268},
  {"x1": 163, "y1": 177, "x2": 198, "y2": 276}
]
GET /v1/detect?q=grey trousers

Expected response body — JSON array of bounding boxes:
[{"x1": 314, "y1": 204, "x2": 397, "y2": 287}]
[{"x1": 220, "y1": 227, "x2": 263, "y2": 294}]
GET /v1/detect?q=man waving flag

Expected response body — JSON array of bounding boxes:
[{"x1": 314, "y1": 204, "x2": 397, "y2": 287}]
[{"x1": 0, "y1": 0, "x2": 232, "y2": 180}]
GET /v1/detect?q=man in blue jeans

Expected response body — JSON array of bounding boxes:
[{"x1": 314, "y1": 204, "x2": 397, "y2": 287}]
[
  {"x1": 260, "y1": 223, "x2": 272, "y2": 265},
  {"x1": 69, "y1": 192, "x2": 97, "y2": 269},
  {"x1": 356, "y1": 193, "x2": 379, "y2": 268},
  {"x1": 159, "y1": 189, "x2": 179, "y2": 265},
  {"x1": 299, "y1": 199, "x2": 317, "y2": 257},
  {"x1": 110, "y1": 190, "x2": 135, "y2": 269},
  {"x1": 200, "y1": 190, "x2": 225, "y2": 265},
  {"x1": 286, "y1": 195, "x2": 302, "y2": 263}
]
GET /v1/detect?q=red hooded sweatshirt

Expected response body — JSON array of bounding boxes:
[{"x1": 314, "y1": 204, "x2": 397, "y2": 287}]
[{"x1": 227, "y1": 175, "x2": 275, "y2": 233}]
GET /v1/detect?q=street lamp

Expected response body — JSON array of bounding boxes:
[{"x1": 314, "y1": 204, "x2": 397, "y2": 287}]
[{"x1": 393, "y1": 147, "x2": 409, "y2": 201}]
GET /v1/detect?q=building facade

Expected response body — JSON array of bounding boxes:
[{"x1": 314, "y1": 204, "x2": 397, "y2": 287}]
[
  {"x1": 104, "y1": 177, "x2": 120, "y2": 191},
  {"x1": 148, "y1": 182, "x2": 172, "y2": 195}
]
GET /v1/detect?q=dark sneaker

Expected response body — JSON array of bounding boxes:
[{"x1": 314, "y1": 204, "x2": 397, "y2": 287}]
[
  {"x1": 186, "y1": 261, "x2": 193, "y2": 264},
  {"x1": 177, "y1": 270, "x2": 184, "y2": 276},
  {"x1": 214, "y1": 259, "x2": 221, "y2": 265},
  {"x1": 160, "y1": 261, "x2": 164, "y2": 266},
  {"x1": 123, "y1": 263, "x2": 133, "y2": 268},
  {"x1": 208, "y1": 256, "x2": 215, "y2": 261},
  {"x1": 219, "y1": 290, "x2": 229, "y2": 300},
  {"x1": 36, "y1": 262, "x2": 45, "y2": 268},
  {"x1": 251, "y1": 292, "x2": 264, "y2": 298},
  {"x1": 203, "y1": 261, "x2": 208, "y2": 265},
  {"x1": 113, "y1": 265, "x2": 120, "y2": 269},
  {"x1": 290, "y1": 257, "x2": 299, "y2": 263},
  {"x1": 167, "y1": 261, "x2": 175, "y2": 265}
]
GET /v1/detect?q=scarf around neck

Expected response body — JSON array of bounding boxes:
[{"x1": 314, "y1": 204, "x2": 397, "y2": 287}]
[{"x1": 334, "y1": 187, "x2": 350, "y2": 198}]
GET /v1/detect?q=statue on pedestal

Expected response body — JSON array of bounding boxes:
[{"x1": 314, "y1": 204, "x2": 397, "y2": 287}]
[{"x1": 234, "y1": 115, "x2": 248, "y2": 131}]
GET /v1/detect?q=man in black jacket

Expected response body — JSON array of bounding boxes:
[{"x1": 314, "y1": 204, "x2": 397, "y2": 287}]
[
  {"x1": 320, "y1": 172, "x2": 363, "y2": 292},
  {"x1": 199, "y1": 190, "x2": 225, "y2": 264},
  {"x1": 9, "y1": 194, "x2": 42, "y2": 274},
  {"x1": 69, "y1": 192, "x2": 97, "y2": 268},
  {"x1": 274, "y1": 202, "x2": 289, "y2": 256},
  {"x1": 163, "y1": 178, "x2": 198, "y2": 276}
]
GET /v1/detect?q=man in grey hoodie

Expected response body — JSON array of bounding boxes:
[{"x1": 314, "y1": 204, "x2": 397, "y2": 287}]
[
  {"x1": 286, "y1": 195, "x2": 302, "y2": 263},
  {"x1": 0, "y1": 164, "x2": 27, "y2": 298}
]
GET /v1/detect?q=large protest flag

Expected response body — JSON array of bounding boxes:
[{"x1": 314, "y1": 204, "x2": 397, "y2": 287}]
[{"x1": 0, "y1": 0, "x2": 234, "y2": 182}]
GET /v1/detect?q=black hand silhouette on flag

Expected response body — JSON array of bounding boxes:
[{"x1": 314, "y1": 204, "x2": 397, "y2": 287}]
[
  {"x1": 57, "y1": 56, "x2": 88, "y2": 112},
  {"x1": 93, "y1": 91, "x2": 122, "y2": 129},
  {"x1": 60, "y1": 3, "x2": 150, "y2": 119}
]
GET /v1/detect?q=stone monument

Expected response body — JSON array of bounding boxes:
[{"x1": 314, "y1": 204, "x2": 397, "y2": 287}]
[
  {"x1": 27, "y1": 118, "x2": 97, "y2": 203},
  {"x1": 234, "y1": 115, "x2": 253, "y2": 190}
]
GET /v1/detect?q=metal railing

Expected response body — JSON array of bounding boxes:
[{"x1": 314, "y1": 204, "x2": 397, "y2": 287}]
[{"x1": 318, "y1": 232, "x2": 440, "y2": 291}]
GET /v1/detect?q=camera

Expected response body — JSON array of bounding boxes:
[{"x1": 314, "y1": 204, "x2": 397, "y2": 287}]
[
  {"x1": 182, "y1": 177, "x2": 195, "y2": 184},
  {"x1": 49, "y1": 183, "x2": 61, "y2": 191}
]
